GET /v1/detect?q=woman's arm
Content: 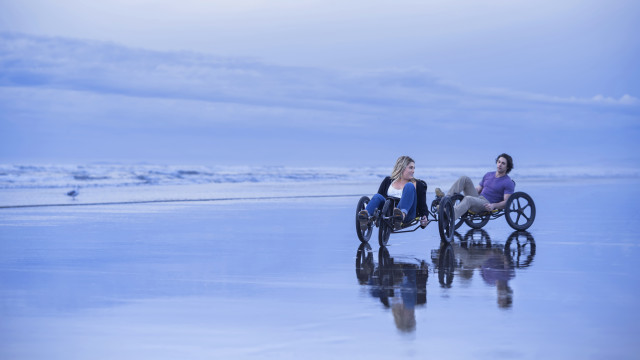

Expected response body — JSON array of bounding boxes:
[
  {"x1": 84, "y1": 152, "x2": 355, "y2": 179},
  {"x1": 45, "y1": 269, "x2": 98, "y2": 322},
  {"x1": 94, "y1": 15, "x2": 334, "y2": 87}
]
[
  {"x1": 415, "y1": 179, "x2": 427, "y2": 217},
  {"x1": 377, "y1": 177, "x2": 391, "y2": 197}
]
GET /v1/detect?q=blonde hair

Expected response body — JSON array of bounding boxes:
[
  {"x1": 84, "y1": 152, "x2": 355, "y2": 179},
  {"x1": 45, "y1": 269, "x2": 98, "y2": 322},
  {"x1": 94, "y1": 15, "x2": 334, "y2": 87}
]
[{"x1": 390, "y1": 155, "x2": 415, "y2": 181}]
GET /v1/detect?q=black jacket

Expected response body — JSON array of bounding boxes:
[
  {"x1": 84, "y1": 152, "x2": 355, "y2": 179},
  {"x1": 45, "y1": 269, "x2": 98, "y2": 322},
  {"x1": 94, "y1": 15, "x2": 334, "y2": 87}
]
[{"x1": 376, "y1": 176, "x2": 428, "y2": 217}]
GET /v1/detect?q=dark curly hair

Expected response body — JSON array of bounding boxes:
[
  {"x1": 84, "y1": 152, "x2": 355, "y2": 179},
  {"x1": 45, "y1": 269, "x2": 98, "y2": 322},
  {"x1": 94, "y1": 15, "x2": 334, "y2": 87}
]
[{"x1": 496, "y1": 153, "x2": 514, "y2": 174}]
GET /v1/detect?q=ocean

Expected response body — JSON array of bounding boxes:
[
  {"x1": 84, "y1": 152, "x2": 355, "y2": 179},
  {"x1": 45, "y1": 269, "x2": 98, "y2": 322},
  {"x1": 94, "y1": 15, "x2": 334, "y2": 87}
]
[{"x1": 1, "y1": 164, "x2": 640, "y2": 359}]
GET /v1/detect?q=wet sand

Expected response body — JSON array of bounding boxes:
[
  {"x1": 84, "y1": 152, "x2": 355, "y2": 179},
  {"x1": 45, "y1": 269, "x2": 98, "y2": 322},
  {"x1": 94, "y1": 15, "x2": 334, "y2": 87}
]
[{"x1": 1, "y1": 178, "x2": 639, "y2": 359}]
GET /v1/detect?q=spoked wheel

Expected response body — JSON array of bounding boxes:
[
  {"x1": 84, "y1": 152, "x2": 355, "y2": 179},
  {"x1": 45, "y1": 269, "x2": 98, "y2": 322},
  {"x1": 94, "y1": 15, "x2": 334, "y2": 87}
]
[
  {"x1": 355, "y1": 196, "x2": 373, "y2": 243},
  {"x1": 437, "y1": 242, "x2": 455, "y2": 287},
  {"x1": 438, "y1": 196, "x2": 455, "y2": 243},
  {"x1": 355, "y1": 242, "x2": 374, "y2": 284},
  {"x1": 378, "y1": 199, "x2": 393, "y2": 247},
  {"x1": 505, "y1": 192, "x2": 536, "y2": 230},
  {"x1": 504, "y1": 231, "x2": 536, "y2": 268},
  {"x1": 464, "y1": 213, "x2": 490, "y2": 229},
  {"x1": 450, "y1": 194, "x2": 465, "y2": 230}
]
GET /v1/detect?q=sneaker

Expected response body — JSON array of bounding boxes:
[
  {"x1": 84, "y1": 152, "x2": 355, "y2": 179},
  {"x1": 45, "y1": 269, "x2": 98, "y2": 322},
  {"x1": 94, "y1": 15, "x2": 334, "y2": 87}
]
[
  {"x1": 393, "y1": 208, "x2": 405, "y2": 230},
  {"x1": 358, "y1": 210, "x2": 370, "y2": 231},
  {"x1": 435, "y1": 188, "x2": 445, "y2": 198}
]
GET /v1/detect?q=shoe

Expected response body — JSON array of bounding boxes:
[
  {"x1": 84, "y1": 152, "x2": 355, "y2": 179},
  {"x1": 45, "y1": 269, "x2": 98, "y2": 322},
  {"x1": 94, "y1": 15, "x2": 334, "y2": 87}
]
[
  {"x1": 435, "y1": 188, "x2": 445, "y2": 198},
  {"x1": 358, "y1": 210, "x2": 370, "y2": 232},
  {"x1": 393, "y1": 208, "x2": 405, "y2": 230}
]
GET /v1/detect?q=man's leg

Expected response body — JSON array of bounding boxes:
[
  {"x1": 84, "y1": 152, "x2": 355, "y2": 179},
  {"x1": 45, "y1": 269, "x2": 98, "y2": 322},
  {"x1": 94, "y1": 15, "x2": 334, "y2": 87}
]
[
  {"x1": 454, "y1": 195, "x2": 489, "y2": 219},
  {"x1": 447, "y1": 176, "x2": 479, "y2": 197}
]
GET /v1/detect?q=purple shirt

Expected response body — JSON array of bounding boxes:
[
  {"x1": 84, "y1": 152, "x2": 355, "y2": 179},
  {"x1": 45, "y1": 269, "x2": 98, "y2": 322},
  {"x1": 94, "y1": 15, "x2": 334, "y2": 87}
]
[{"x1": 479, "y1": 172, "x2": 515, "y2": 204}]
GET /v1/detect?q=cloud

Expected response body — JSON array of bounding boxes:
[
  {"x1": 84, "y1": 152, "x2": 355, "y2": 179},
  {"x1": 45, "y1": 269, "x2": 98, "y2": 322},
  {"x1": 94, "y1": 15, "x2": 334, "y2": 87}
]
[
  {"x1": 3, "y1": 32, "x2": 637, "y2": 115},
  {"x1": 590, "y1": 94, "x2": 638, "y2": 105},
  {"x1": 0, "y1": 32, "x2": 638, "y2": 166}
]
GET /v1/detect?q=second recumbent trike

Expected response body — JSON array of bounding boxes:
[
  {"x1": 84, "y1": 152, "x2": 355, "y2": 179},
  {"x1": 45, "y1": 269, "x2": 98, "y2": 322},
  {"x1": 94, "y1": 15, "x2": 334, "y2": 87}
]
[{"x1": 355, "y1": 179, "x2": 456, "y2": 246}]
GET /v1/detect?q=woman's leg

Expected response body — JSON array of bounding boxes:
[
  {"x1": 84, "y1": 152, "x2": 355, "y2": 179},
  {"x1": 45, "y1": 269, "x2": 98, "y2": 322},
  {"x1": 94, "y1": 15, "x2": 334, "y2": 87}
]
[
  {"x1": 398, "y1": 183, "x2": 417, "y2": 222},
  {"x1": 365, "y1": 193, "x2": 386, "y2": 216}
]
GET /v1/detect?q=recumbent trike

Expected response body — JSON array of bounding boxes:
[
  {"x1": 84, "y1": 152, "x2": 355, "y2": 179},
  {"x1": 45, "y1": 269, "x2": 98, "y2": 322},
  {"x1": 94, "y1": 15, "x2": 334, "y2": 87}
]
[{"x1": 355, "y1": 179, "x2": 456, "y2": 246}]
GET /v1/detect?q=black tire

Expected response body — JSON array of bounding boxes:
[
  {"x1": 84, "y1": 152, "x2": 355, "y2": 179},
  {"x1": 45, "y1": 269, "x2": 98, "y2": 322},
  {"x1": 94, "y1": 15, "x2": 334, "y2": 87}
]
[
  {"x1": 451, "y1": 194, "x2": 465, "y2": 230},
  {"x1": 505, "y1": 192, "x2": 536, "y2": 230},
  {"x1": 378, "y1": 199, "x2": 393, "y2": 247},
  {"x1": 465, "y1": 213, "x2": 490, "y2": 229},
  {"x1": 438, "y1": 196, "x2": 455, "y2": 243},
  {"x1": 356, "y1": 196, "x2": 373, "y2": 243},
  {"x1": 504, "y1": 231, "x2": 536, "y2": 268}
]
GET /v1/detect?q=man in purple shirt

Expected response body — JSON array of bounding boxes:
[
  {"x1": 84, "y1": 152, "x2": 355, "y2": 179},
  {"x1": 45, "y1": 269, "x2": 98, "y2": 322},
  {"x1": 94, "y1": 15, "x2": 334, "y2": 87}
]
[{"x1": 435, "y1": 153, "x2": 515, "y2": 219}]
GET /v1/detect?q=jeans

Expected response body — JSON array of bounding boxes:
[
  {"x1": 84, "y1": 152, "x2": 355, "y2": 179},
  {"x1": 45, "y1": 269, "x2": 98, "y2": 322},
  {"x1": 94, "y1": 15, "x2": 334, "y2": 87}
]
[{"x1": 366, "y1": 182, "x2": 417, "y2": 223}]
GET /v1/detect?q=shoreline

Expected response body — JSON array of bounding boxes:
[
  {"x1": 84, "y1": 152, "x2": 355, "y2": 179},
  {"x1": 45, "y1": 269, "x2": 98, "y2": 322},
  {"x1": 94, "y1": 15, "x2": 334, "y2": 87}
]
[{"x1": 1, "y1": 176, "x2": 638, "y2": 209}]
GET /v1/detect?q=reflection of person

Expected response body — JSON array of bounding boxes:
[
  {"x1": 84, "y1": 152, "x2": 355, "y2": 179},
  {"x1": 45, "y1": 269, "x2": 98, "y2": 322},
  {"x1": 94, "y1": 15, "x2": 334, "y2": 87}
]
[
  {"x1": 450, "y1": 229, "x2": 516, "y2": 309},
  {"x1": 435, "y1": 153, "x2": 515, "y2": 219},
  {"x1": 392, "y1": 266, "x2": 418, "y2": 332},
  {"x1": 357, "y1": 246, "x2": 427, "y2": 333},
  {"x1": 481, "y1": 254, "x2": 515, "y2": 309},
  {"x1": 358, "y1": 156, "x2": 428, "y2": 230}
]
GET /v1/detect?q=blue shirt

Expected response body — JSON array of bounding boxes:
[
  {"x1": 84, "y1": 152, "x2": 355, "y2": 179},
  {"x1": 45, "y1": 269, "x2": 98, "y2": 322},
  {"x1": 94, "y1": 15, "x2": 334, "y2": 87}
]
[{"x1": 479, "y1": 172, "x2": 515, "y2": 203}]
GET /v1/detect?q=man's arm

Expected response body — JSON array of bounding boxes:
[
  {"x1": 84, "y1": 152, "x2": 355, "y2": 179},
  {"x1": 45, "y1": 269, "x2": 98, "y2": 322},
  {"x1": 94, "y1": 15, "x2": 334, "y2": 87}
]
[
  {"x1": 484, "y1": 193, "x2": 511, "y2": 211},
  {"x1": 476, "y1": 185, "x2": 483, "y2": 194}
]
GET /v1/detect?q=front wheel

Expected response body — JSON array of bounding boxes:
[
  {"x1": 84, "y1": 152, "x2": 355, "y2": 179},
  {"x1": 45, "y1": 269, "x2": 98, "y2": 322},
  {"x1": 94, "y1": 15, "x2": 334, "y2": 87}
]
[
  {"x1": 505, "y1": 192, "x2": 536, "y2": 230},
  {"x1": 464, "y1": 214, "x2": 490, "y2": 229},
  {"x1": 378, "y1": 199, "x2": 393, "y2": 247},
  {"x1": 356, "y1": 196, "x2": 373, "y2": 243},
  {"x1": 438, "y1": 196, "x2": 455, "y2": 243}
]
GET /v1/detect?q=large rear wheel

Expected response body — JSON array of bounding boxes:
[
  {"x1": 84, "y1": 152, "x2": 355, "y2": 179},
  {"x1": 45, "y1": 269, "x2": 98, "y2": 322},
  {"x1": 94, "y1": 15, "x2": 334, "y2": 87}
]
[
  {"x1": 505, "y1": 192, "x2": 536, "y2": 230},
  {"x1": 355, "y1": 196, "x2": 373, "y2": 243}
]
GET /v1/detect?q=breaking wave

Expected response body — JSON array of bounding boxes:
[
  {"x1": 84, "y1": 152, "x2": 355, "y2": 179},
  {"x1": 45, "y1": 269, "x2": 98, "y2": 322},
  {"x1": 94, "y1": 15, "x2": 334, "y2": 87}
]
[{"x1": 0, "y1": 163, "x2": 638, "y2": 190}]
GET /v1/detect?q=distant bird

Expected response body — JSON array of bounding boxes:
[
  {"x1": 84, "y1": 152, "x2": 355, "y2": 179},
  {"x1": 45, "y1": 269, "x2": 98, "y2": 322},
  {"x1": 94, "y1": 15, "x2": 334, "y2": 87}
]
[{"x1": 66, "y1": 186, "x2": 79, "y2": 200}]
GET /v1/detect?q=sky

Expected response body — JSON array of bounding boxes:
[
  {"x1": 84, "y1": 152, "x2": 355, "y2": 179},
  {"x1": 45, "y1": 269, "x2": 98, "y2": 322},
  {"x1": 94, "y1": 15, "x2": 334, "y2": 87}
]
[{"x1": 0, "y1": 0, "x2": 639, "y2": 167}]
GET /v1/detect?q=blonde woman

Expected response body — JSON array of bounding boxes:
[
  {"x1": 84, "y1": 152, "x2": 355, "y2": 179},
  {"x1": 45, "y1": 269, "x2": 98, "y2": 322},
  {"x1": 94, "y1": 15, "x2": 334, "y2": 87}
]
[{"x1": 359, "y1": 156, "x2": 428, "y2": 230}]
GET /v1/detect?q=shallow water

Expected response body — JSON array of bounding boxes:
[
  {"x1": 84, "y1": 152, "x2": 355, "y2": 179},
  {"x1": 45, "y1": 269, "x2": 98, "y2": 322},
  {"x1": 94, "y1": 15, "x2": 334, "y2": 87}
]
[{"x1": 1, "y1": 179, "x2": 639, "y2": 359}]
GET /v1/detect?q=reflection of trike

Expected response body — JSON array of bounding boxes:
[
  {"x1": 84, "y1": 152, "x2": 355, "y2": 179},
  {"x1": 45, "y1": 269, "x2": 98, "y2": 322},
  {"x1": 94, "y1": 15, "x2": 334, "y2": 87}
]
[
  {"x1": 355, "y1": 180, "x2": 456, "y2": 246},
  {"x1": 430, "y1": 229, "x2": 536, "y2": 308},
  {"x1": 355, "y1": 244, "x2": 428, "y2": 332},
  {"x1": 430, "y1": 229, "x2": 537, "y2": 281},
  {"x1": 439, "y1": 191, "x2": 536, "y2": 231},
  {"x1": 355, "y1": 244, "x2": 428, "y2": 306}
]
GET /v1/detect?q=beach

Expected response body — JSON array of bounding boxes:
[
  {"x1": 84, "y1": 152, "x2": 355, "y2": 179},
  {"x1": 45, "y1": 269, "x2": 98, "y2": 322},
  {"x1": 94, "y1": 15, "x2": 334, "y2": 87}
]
[{"x1": 1, "y1": 175, "x2": 640, "y2": 359}]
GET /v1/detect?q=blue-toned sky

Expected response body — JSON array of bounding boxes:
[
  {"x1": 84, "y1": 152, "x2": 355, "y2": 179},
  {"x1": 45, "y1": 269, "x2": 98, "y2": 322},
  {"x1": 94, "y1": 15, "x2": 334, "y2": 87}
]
[{"x1": 0, "y1": 0, "x2": 638, "y2": 167}]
